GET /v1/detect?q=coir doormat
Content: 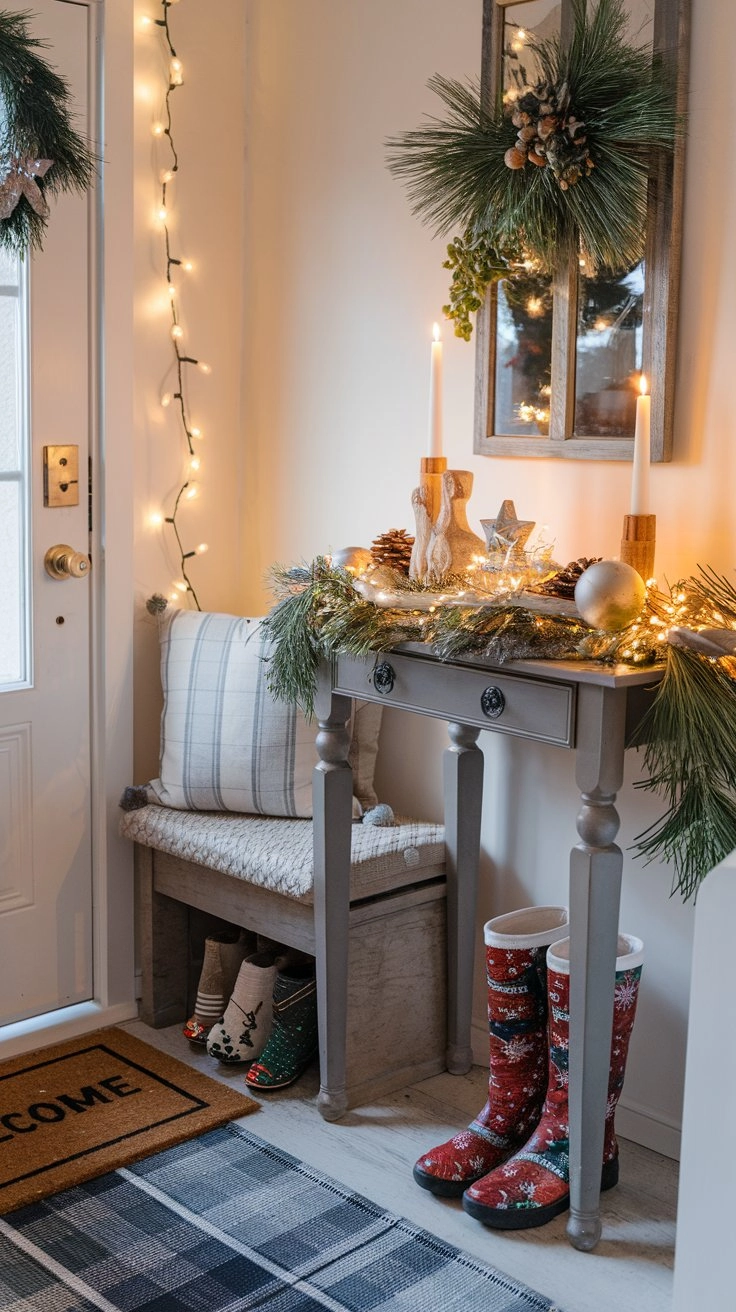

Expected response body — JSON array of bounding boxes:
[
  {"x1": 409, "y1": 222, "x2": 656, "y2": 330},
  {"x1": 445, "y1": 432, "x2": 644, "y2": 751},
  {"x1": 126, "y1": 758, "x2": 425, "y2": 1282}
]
[{"x1": 0, "y1": 1026, "x2": 258, "y2": 1214}]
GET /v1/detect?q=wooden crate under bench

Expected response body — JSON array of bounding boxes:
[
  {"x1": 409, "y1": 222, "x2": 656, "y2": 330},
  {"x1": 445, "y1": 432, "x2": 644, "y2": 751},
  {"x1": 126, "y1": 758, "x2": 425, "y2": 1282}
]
[{"x1": 123, "y1": 807, "x2": 448, "y2": 1108}]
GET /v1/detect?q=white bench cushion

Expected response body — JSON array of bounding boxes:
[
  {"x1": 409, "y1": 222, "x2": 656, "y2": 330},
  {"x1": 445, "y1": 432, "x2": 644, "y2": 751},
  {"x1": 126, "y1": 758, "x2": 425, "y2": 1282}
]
[{"x1": 120, "y1": 805, "x2": 445, "y2": 903}]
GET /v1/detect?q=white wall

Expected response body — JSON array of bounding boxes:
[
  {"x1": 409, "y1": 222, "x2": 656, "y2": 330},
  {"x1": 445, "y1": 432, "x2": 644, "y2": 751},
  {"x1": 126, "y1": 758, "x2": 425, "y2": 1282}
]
[
  {"x1": 133, "y1": 0, "x2": 736, "y2": 1155},
  {"x1": 133, "y1": 0, "x2": 247, "y2": 778}
]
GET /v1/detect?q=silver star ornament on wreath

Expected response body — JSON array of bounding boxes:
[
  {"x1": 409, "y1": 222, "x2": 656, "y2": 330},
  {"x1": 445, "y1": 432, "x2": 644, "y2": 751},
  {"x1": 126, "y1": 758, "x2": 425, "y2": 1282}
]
[
  {"x1": 0, "y1": 157, "x2": 54, "y2": 221},
  {"x1": 480, "y1": 500, "x2": 535, "y2": 558}
]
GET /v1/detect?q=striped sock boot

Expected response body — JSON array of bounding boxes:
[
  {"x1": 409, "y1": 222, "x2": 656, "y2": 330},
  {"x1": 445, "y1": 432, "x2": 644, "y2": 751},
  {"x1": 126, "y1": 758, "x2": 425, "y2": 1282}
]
[
  {"x1": 413, "y1": 905, "x2": 568, "y2": 1197},
  {"x1": 183, "y1": 930, "x2": 253, "y2": 1045},
  {"x1": 462, "y1": 932, "x2": 644, "y2": 1229}
]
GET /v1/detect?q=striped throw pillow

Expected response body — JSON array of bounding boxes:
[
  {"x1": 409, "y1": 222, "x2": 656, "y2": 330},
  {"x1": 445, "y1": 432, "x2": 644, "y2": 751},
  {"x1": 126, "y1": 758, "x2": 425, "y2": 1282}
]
[{"x1": 148, "y1": 611, "x2": 381, "y2": 817}]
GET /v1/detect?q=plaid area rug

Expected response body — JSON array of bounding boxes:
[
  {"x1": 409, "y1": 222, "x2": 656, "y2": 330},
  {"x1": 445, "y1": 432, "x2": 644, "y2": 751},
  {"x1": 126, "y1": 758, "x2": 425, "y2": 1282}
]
[{"x1": 0, "y1": 1123, "x2": 564, "y2": 1311}]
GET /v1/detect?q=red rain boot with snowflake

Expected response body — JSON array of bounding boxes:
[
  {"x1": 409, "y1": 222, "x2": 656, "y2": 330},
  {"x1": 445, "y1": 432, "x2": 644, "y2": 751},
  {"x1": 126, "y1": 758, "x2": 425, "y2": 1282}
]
[
  {"x1": 462, "y1": 932, "x2": 644, "y2": 1229},
  {"x1": 413, "y1": 905, "x2": 568, "y2": 1197}
]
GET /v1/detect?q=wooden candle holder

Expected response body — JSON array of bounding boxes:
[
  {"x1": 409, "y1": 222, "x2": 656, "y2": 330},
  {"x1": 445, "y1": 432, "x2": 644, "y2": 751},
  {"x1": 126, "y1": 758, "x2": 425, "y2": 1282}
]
[
  {"x1": 419, "y1": 456, "x2": 447, "y2": 527},
  {"x1": 620, "y1": 513, "x2": 656, "y2": 582}
]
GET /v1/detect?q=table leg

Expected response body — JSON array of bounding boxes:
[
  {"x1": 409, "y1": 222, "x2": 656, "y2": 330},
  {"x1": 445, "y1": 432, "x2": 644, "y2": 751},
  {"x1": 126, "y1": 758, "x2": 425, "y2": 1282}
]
[
  {"x1": 566, "y1": 683, "x2": 627, "y2": 1250},
  {"x1": 444, "y1": 722, "x2": 484, "y2": 1074},
  {"x1": 312, "y1": 686, "x2": 353, "y2": 1122}
]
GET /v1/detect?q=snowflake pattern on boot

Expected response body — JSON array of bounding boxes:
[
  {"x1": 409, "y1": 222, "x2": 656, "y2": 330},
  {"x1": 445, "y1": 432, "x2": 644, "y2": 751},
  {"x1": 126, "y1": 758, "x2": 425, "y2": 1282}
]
[
  {"x1": 413, "y1": 943, "x2": 550, "y2": 1197},
  {"x1": 463, "y1": 945, "x2": 642, "y2": 1229}
]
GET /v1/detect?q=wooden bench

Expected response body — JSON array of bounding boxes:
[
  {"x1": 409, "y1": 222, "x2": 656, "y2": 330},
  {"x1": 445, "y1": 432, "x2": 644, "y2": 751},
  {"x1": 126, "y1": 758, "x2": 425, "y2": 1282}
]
[{"x1": 120, "y1": 805, "x2": 448, "y2": 1109}]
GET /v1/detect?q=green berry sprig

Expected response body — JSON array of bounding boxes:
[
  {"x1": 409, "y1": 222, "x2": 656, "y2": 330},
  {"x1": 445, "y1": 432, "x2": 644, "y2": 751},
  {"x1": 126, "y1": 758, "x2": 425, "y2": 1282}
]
[{"x1": 441, "y1": 227, "x2": 513, "y2": 340}]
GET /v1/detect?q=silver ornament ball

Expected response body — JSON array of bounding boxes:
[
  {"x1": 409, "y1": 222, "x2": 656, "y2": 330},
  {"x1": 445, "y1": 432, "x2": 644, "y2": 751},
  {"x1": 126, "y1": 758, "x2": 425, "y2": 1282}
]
[
  {"x1": 574, "y1": 560, "x2": 646, "y2": 631},
  {"x1": 331, "y1": 546, "x2": 372, "y2": 575}
]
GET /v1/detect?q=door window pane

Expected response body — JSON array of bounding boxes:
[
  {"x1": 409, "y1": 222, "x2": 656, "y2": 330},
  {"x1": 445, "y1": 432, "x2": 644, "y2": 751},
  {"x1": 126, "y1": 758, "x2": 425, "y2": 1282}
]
[
  {"x1": 0, "y1": 482, "x2": 23, "y2": 683},
  {"x1": 0, "y1": 248, "x2": 29, "y2": 688},
  {"x1": 0, "y1": 292, "x2": 22, "y2": 470}
]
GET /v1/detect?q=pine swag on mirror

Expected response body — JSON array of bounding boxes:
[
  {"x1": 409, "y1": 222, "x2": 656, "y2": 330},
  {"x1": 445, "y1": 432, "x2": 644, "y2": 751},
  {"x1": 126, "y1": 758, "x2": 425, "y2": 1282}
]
[
  {"x1": 0, "y1": 9, "x2": 95, "y2": 253},
  {"x1": 386, "y1": 0, "x2": 681, "y2": 339}
]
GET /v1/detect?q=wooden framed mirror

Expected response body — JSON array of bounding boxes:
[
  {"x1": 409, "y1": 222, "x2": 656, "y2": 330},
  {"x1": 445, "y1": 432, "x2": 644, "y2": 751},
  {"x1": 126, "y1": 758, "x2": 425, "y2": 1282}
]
[{"x1": 473, "y1": 0, "x2": 690, "y2": 462}]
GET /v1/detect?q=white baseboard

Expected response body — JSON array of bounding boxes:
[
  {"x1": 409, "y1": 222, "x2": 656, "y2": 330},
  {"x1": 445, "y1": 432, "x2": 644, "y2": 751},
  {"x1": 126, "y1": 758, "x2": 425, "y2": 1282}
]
[
  {"x1": 616, "y1": 1097, "x2": 681, "y2": 1160},
  {"x1": 471, "y1": 1020, "x2": 681, "y2": 1161}
]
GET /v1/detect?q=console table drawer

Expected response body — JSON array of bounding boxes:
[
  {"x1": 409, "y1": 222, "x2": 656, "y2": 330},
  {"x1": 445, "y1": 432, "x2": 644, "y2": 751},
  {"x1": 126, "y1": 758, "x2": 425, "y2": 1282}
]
[{"x1": 335, "y1": 653, "x2": 576, "y2": 748}]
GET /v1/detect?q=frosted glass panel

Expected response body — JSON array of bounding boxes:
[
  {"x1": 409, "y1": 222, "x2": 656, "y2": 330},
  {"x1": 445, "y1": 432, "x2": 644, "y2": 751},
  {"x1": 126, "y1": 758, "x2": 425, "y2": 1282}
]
[
  {"x1": 0, "y1": 483, "x2": 23, "y2": 683},
  {"x1": 0, "y1": 245, "x2": 19, "y2": 285},
  {"x1": 0, "y1": 295, "x2": 21, "y2": 470},
  {"x1": 0, "y1": 243, "x2": 28, "y2": 688}
]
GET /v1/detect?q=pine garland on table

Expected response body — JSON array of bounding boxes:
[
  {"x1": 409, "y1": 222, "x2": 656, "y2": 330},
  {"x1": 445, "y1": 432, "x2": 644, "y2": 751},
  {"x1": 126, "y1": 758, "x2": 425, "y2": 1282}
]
[
  {"x1": 262, "y1": 560, "x2": 736, "y2": 903},
  {"x1": 0, "y1": 10, "x2": 96, "y2": 254}
]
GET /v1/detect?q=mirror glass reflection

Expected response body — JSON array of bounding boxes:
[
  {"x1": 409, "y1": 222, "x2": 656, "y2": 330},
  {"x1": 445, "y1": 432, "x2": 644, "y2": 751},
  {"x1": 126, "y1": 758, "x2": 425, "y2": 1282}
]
[
  {"x1": 574, "y1": 261, "x2": 644, "y2": 436},
  {"x1": 494, "y1": 271, "x2": 553, "y2": 435}
]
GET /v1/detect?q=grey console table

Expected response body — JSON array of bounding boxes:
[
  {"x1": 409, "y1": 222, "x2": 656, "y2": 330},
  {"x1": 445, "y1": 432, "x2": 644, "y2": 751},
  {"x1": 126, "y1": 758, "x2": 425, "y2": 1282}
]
[{"x1": 312, "y1": 644, "x2": 662, "y2": 1251}]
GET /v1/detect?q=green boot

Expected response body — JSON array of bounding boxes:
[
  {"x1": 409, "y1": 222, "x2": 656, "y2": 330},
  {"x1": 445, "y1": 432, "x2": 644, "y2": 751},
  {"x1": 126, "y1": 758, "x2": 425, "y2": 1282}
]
[{"x1": 245, "y1": 969, "x2": 318, "y2": 1090}]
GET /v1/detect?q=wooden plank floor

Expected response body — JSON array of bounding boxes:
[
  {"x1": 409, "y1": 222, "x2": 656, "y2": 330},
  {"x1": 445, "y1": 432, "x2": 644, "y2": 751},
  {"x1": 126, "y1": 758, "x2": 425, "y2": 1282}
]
[{"x1": 123, "y1": 1020, "x2": 678, "y2": 1312}]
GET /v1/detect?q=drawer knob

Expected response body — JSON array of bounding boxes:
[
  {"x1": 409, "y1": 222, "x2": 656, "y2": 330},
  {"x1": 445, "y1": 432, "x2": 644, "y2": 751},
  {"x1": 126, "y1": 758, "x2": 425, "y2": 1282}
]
[
  {"x1": 481, "y1": 685, "x2": 505, "y2": 719},
  {"x1": 373, "y1": 661, "x2": 395, "y2": 695}
]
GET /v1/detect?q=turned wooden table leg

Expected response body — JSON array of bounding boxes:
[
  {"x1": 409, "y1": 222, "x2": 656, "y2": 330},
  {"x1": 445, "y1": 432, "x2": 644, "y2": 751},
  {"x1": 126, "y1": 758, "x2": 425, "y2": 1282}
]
[
  {"x1": 312, "y1": 685, "x2": 353, "y2": 1122},
  {"x1": 566, "y1": 683, "x2": 627, "y2": 1251},
  {"x1": 444, "y1": 722, "x2": 484, "y2": 1074}
]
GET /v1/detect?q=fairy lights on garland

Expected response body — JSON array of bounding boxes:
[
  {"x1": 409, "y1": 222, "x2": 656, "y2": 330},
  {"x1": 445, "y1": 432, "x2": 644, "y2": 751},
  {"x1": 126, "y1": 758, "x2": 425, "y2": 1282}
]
[
  {"x1": 140, "y1": 0, "x2": 210, "y2": 609},
  {"x1": 262, "y1": 558, "x2": 736, "y2": 904}
]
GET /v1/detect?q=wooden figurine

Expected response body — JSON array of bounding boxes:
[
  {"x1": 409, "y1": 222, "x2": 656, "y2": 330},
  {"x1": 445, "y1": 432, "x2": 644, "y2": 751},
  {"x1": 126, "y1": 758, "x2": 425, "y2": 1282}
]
[{"x1": 426, "y1": 469, "x2": 485, "y2": 580}]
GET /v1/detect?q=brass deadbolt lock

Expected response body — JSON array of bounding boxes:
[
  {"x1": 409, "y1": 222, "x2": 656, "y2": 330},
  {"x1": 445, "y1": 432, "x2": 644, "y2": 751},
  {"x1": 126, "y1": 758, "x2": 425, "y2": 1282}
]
[{"x1": 44, "y1": 544, "x2": 91, "y2": 580}]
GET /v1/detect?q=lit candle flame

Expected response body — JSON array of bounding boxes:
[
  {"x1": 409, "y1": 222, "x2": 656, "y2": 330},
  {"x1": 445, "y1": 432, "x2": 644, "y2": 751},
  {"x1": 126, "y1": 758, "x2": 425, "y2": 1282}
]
[
  {"x1": 432, "y1": 322, "x2": 441, "y2": 342},
  {"x1": 639, "y1": 373, "x2": 648, "y2": 396}
]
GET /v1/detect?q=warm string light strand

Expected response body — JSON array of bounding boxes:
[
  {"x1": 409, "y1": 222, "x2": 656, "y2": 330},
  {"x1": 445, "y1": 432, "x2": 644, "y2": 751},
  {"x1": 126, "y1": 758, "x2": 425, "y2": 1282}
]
[{"x1": 142, "y1": 0, "x2": 209, "y2": 609}]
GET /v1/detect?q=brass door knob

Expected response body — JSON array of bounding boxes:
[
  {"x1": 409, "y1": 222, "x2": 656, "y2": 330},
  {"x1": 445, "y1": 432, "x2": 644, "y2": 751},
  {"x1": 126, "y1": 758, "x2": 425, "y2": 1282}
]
[{"x1": 44, "y1": 544, "x2": 91, "y2": 580}]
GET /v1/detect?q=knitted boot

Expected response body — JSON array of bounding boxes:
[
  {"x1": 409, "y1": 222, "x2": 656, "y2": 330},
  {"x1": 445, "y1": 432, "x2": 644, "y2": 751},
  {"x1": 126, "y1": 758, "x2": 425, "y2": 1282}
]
[
  {"x1": 413, "y1": 905, "x2": 569, "y2": 1197},
  {"x1": 463, "y1": 932, "x2": 644, "y2": 1229},
  {"x1": 245, "y1": 968, "x2": 318, "y2": 1090},
  {"x1": 206, "y1": 951, "x2": 278, "y2": 1065},
  {"x1": 183, "y1": 929, "x2": 254, "y2": 1045}
]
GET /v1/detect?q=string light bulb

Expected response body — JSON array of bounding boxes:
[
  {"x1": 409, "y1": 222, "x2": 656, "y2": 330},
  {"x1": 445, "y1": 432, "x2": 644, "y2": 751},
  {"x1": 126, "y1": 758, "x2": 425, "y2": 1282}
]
[{"x1": 170, "y1": 323, "x2": 183, "y2": 340}]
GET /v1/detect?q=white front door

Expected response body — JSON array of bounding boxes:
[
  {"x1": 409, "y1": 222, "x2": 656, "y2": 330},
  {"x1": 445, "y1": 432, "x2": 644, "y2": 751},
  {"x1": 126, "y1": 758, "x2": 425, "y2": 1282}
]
[{"x1": 0, "y1": 0, "x2": 93, "y2": 1026}]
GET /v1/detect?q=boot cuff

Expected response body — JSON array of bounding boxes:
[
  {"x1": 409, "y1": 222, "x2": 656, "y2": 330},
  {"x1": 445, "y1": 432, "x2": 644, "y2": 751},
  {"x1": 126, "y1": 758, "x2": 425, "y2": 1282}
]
[
  {"x1": 547, "y1": 933, "x2": 645, "y2": 974},
  {"x1": 484, "y1": 905, "x2": 568, "y2": 949}
]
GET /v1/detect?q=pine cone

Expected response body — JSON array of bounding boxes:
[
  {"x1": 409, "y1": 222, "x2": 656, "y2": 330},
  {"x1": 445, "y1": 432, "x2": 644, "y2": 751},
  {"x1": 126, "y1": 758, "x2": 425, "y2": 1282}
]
[
  {"x1": 535, "y1": 557, "x2": 602, "y2": 599},
  {"x1": 370, "y1": 528, "x2": 415, "y2": 576}
]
